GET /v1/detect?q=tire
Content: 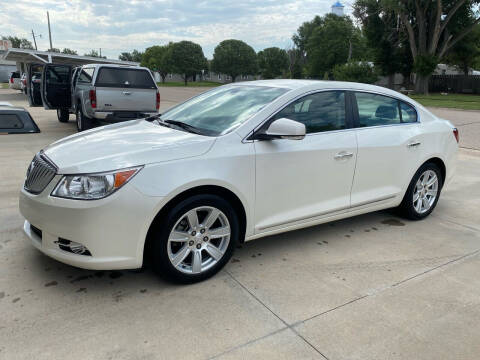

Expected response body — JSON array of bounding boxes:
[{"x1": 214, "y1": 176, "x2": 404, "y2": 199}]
[
  {"x1": 57, "y1": 108, "x2": 69, "y2": 123},
  {"x1": 151, "y1": 194, "x2": 239, "y2": 284},
  {"x1": 76, "y1": 106, "x2": 93, "y2": 132},
  {"x1": 397, "y1": 162, "x2": 443, "y2": 220}
]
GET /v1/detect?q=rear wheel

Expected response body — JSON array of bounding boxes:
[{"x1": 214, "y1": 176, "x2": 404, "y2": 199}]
[
  {"x1": 57, "y1": 108, "x2": 69, "y2": 123},
  {"x1": 76, "y1": 106, "x2": 93, "y2": 132},
  {"x1": 151, "y1": 194, "x2": 239, "y2": 283},
  {"x1": 398, "y1": 162, "x2": 443, "y2": 220}
]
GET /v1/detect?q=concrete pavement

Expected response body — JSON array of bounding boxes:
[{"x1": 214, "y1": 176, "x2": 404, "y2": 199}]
[{"x1": 0, "y1": 88, "x2": 479, "y2": 359}]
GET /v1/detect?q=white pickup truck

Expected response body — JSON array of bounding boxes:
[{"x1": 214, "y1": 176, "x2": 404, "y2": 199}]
[{"x1": 41, "y1": 64, "x2": 160, "y2": 131}]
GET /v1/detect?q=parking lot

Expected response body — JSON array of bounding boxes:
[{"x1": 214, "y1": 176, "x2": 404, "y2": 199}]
[{"x1": 1, "y1": 87, "x2": 480, "y2": 359}]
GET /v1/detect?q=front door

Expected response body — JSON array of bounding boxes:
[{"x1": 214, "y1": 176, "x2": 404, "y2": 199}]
[
  {"x1": 254, "y1": 90, "x2": 357, "y2": 233},
  {"x1": 42, "y1": 64, "x2": 72, "y2": 110}
]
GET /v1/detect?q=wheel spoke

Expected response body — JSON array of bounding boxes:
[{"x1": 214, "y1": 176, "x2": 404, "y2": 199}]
[
  {"x1": 426, "y1": 176, "x2": 437, "y2": 187},
  {"x1": 422, "y1": 197, "x2": 429, "y2": 210},
  {"x1": 169, "y1": 230, "x2": 189, "y2": 242},
  {"x1": 413, "y1": 192, "x2": 420, "y2": 202},
  {"x1": 171, "y1": 246, "x2": 190, "y2": 267},
  {"x1": 209, "y1": 226, "x2": 230, "y2": 238},
  {"x1": 186, "y1": 210, "x2": 199, "y2": 229},
  {"x1": 426, "y1": 190, "x2": 437, "y2": 197},
  {"x1": 192, "y1": 250, "x2": 202, "y2": 273},
  {"x1": 204, "y1": 209, "x2": 220, "y2": 229},
  {"x1": 205, "y1": 243, "x2": 223, "y2": 260},
  {"x1": 415, "y1": 198, "x2": 422, "y2": 212}
]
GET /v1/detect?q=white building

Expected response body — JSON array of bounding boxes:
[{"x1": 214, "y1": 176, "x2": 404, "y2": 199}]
[{"x1": 331, "y1": 1, "x2": 344, "y2": 16}]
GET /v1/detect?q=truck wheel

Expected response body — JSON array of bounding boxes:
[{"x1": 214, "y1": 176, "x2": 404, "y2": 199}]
[
  {"x1": 57, "y1": 108, "x2": 69, "y2": 123},
  {"x1": 76, "y1": 107, "x2": 93, "y2": 132}
]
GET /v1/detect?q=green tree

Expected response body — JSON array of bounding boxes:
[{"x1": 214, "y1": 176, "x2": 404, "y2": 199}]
[
  {"x1": 48, "y1": 48, "x2": 61, "y2": 53},
  {"x1": 390, "y1": 0, "x2": 480, "y2": 93},
  {"x1": 211, "y1": 39, "x2": 257, "y2": 82},
  {"x1": 286, "y1": 47, "x2": 304, "y2": 78},
  {"x1": 332, "y1": 61, "x2": 378, "y2": 83},
  {"x1": 1, "y1": 36, "x2": 34, "y2": 49},
  {"x1": 445, "y1": 24, "x2": 480, "y2": 75},
  {"x1": 354, "y1": 0, "x2": 412, "y2": 88},
  {"x1": 84, "y1": 49, "x2": 106, "y2": 58},
  {"x1": 119, "y1": 49, "x2": 143, "y2": 62},
  {"x1": 61, "y1": 48, "x2": 77, "y2": 55},
  {"x1": 168, "y1": 41, "x2": 207, "y2": 85},
  {"x1": 141, "y1": 44, "x2": 173, "y2": 83},
  {"x1": 294, "y1": 14, "x2": 367, "y2": 78},
  {"x1": 257, "y1": 47, "x2": 289, "y2": 79}
]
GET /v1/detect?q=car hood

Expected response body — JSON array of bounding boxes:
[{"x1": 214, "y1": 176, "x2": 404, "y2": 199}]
[{"x1": 43, "y1": 120, "x2": 216, "y2": 174}]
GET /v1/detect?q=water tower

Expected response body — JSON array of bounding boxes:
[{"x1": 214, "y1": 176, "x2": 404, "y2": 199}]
[{"x1": 331, "y1": 1, "x2": 344, "y2": 16}]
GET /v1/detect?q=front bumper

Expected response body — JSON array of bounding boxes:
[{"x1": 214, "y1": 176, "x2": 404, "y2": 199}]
[{"x1": 19, "y1": 176, "x2": 162, "y2": 270}]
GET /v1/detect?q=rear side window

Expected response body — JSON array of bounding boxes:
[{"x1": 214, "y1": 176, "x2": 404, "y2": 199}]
[
  {"x1": 77, "y1": 68, "x2": 94, "y2": 83},
  {"x1": 354, "y1": 92, "x2": 417, "y2": 127},
  {"x1": 399, "y1": 102, "x2": 417, "y2": 123},
  {"x1": 273, "y1": 91, "x2": 346, "y2": 133},
  {"x1": 11, "y1": 72, "x2": 20, "y2": 78},
  {"x1": 0, "y1": 114, "x2": 24, "y2": 129},
  {"x1": 95, "y1": 68, "x2": 156, "y2": 89}
]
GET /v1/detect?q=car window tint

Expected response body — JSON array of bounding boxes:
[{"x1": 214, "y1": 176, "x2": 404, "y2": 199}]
[
  {"x1": 11, "y1": 72, "x2": 20, "y2": 78},
  {"x1": 78, "y1": 68, "x2": 94, "y2": 83},
  {"x1": 45, "y1": 66, "x2": 70, "y2": 85},
  {"x1": 0, "y1": 114, "x2": 24, "y2": 129},
  {"x1": 273, "y1": 91, "x2": 346, "y2": 133},
  {"x1": 400, "y1": 101, "x2": 417, "y2": 123},
  {"x1": 95, "y1": 68, "x2": 156, "y2": 89},
  {"x1": 354, "y1": 92, "x2": 401, "y2": 127}
]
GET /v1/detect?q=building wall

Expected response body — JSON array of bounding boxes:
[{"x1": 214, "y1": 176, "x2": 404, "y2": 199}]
[{"x1": 154, "y1": 71, "x2": 257, "y2": 84}]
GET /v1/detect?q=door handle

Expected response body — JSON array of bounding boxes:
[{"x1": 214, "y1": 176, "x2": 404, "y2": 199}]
[
  {"x1": 407, "y1": 141, "x2": 421, "y2": 147},
  {"x1": 334, "y1": 151, "x2": 354, "y2": 160},
  {"x1": 122, "y1": 91, "x2": 131, "y2": 95}
]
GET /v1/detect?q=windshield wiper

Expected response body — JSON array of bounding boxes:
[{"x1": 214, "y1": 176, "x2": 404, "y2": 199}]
[{"x1": 162, "y1": 119, "x2": 205, "y2": 135}]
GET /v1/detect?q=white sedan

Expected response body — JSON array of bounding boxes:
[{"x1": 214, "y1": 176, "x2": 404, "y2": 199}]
[{"x1": 19, "y1": 80, "x2": 458, "y2": 283}]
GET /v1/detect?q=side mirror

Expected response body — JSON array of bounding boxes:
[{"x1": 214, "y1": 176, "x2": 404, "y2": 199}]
[{"x1": 255, "y1": 118, "x2": 306, "y2": 140}]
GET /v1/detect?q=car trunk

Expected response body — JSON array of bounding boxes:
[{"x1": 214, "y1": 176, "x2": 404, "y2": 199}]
[{"x1": 95, "y1": 87, "x2": 157, "y2": 112}]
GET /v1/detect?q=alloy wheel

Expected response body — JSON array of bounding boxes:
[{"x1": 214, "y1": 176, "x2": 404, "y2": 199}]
[
  {"x1": 167, "y1": 206, "x2": 231, "y2": 274},
  {"x1": 413, "y1": 170, "x2": 438, "y2": 214}
]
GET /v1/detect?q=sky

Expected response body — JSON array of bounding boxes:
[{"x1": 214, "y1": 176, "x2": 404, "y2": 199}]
[{"x1": 0, "y1": 0, "x2": 351, "y2": 60}]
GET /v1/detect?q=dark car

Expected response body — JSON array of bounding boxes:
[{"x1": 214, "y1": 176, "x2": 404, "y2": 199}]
[{"x1": 0, "y1": 105, "x2": 40, "y2": 134}]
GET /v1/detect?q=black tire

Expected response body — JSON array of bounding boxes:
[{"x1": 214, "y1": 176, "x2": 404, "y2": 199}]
[
  {"x1": 57, "y1": 108, "x2": 69, "y2": 123},
  {"x1": 397, "y1": 162, "x2": 443, "y2": 220},
  {"x1": 76, "y1": 106, "x2": 93, "y2": 132},
  {"x1": 151, "y1": 194, "x2": 239, "y2": 284}
]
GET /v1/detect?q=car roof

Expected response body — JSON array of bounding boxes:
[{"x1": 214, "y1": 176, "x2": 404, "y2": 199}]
[
  {"x1": 231, "y1": 79, "x2": 417, "y2": 105},
  {"x1": 0, "y1": 105, "x2": 27, "y2": 112},
  {"x1": 83, "y1": 63, "x2": 144, "y2": 69}
]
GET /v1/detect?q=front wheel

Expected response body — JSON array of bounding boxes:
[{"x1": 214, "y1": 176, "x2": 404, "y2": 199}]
[
  {"x1": 151, "y1": 194, "x2": 239, "y2": 283},
  {"x1": 57, "y1": 108, "x2": 69, "y2": 123},
  {"x1": 398, "y1": 162, "x2": 443, "y2": 220}
]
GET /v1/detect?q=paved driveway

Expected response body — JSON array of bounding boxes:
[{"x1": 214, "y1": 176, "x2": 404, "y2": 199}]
[{"x1": 1, "y1": 88, "x2": 479, "y2": 359}]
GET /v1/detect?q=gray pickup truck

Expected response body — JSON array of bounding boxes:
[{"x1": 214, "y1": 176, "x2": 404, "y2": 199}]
[{"x1": 41, "y1": 63, "x2": 160, "y2": 131}]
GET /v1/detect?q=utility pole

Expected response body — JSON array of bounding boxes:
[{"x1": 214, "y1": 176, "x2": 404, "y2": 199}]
[
  {"x1": 47, "y1": 11, "x2": 53, "y2": 51},
  {"x1": 31, "y1": 30, "x2": 38, "y2": 50},
  {"x1": 99, "y1": 48, "x2": 102, "y2": 57}
]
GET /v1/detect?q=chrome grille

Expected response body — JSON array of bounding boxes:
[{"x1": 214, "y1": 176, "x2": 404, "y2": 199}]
[{"x1": 24, "y1": 153, "x2": 57, "y2": 194}]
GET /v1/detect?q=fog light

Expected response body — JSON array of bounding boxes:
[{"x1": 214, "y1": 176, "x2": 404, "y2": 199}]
[{"x1": 55, "y1": 238, "x2": 92, "y2": 256}]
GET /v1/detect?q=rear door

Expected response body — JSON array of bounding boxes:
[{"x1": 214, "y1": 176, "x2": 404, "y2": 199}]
[
  {"x1": 94, "y1": 67, "x2": 157, "y2": 112},
  {"x1": 42, "y1": 64, "x2": 72, "y2": 109},
  {"x1": 350, "y1": 91, "x2": 422, "y2": 206}
]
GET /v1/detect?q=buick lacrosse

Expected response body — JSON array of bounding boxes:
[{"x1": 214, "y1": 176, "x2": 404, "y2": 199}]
[{"x1": 20, "y1": 80, "x2": 458, "y2": 283}]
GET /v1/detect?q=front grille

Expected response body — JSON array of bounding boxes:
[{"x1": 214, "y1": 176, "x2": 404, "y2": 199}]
[{"x1": 24, "y1": 153, "x2": 57, "y2": 194}]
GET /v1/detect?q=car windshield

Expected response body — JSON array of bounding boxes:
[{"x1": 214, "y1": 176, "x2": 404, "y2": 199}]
[{"x1": 158, "y1": 85, "x2": 289, "y2": 136}]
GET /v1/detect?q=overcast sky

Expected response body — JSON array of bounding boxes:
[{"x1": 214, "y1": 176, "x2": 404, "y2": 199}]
[{"x1": 0, "y1": 0, "x2": 351, "y2": 59}]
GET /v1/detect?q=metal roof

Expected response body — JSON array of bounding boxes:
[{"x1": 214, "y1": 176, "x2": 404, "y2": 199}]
[{"x1": 1, "y1": 48, "x2": 139, "y2": 66}]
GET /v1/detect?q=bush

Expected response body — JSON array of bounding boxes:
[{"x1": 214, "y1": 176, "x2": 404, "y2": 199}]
[{"x1": 332, "y1": 61, "x2": 378, "y2": 84}]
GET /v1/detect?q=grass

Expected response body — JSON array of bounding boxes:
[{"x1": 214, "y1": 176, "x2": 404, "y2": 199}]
[
  {"x1": 157, "y1": 81, "x2": 221, "y2": 87},
  {"x1": 0, "y1": 82, "x2": 8, "y2": 89},
  {"x1": 409, "y1": 93, "x2": 480, "y2": 110}
]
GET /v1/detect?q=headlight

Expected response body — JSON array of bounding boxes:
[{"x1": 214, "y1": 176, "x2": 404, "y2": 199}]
[{"x1": 51, "y1": 166, "x2": 142, "y2": 200}]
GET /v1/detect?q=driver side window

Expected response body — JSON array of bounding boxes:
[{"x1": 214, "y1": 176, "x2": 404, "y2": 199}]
[{"x1": 273, "y1": 91, "x2": 346, "y2": 134}]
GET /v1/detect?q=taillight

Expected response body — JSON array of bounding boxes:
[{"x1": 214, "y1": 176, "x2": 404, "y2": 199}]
[
  {"x1": 10, "y1": 78, "x2": 13, "y2": 84},
  {"x1": 453, "y1": 128, "x2": 459, "y2": 143},
  {"x1": 156, "y1": 90, "x2": 160, "y2": 111},
  {"x1": 89, "y1": 89, "x2": 97, "y2": 109}
]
